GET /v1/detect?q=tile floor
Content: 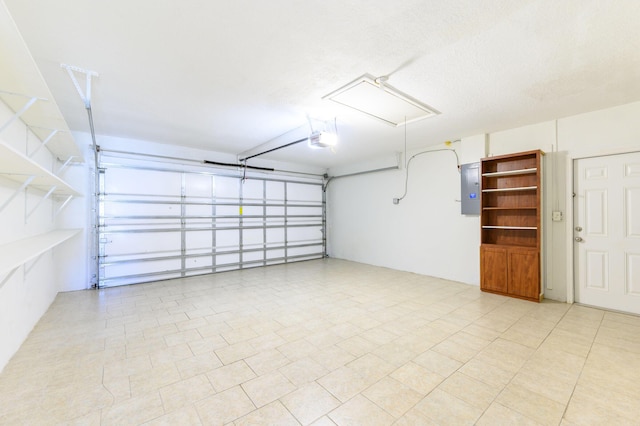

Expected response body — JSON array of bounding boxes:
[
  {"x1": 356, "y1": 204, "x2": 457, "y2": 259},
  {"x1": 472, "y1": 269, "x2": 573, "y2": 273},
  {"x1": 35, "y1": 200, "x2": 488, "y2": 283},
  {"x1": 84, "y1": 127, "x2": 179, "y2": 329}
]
[{"x1": 1, "y1": 259, "x2": 639, "y2": 425}]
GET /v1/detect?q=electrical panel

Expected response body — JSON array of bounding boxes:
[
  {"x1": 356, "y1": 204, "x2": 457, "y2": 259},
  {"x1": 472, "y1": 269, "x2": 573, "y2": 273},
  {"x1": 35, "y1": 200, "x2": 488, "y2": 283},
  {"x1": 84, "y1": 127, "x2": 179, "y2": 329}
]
[{"x1": 461, "y1": 162, "x2": 480, "y2": 215}]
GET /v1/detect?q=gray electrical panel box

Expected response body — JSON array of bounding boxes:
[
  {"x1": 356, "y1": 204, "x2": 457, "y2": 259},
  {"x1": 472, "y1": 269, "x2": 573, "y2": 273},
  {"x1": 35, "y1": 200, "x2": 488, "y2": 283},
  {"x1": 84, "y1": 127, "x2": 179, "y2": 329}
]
[{"x1": 461, "y1": 162, "x2": 480, "y2": 215}]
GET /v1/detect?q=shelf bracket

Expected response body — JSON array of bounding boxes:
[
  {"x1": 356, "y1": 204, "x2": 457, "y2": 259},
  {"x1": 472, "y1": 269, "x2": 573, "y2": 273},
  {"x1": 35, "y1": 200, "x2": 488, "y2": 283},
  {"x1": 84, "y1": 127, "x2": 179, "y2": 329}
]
[
  {"x1": 28, "y1": 128, "x2": 59, "y2": 158},
  {"x1": 53, "y1": 194, "x2": 74, "y2": 218},
  {"x1": 25, "y1": 185, "x2": 57, "y2": 222},
  {"x1": 57, "y1": 156, "x2": 79, "y2": 175},
  {"x1": 61, "y1": 64, "x2": 99, "y2": 108},
  {"x1": 24, "y1": 252, "x2": 46, "y2": 276},
  {"x1": 0, "y1": 175, "x2": 35, "y2": 214},
  {"x1": 0, "y1": 266, "x2": 20, "y2": 290},
  {"x1": 0, "y1": 90, "x2": 47, "y2": 135}
]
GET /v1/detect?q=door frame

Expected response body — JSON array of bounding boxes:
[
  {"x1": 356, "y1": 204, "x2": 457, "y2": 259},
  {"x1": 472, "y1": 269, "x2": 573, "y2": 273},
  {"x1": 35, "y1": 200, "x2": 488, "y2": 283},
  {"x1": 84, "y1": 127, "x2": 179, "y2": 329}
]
[{"x1": 569, "y1": 149, "x2": 640, "y2": 306}]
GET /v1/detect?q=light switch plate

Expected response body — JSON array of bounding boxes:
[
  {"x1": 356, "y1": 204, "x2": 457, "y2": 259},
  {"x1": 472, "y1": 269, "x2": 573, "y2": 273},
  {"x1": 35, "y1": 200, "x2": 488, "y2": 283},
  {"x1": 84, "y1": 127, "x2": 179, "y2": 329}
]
[{"x1": 552, "y1": 211, "x2": 563, "y2": 221}]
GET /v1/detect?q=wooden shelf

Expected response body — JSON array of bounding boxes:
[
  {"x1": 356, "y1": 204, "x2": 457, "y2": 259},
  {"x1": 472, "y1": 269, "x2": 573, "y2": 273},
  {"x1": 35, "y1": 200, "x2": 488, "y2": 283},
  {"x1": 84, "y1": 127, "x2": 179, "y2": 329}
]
[
  {"x1": 482, "y1": 226, "x2": 537, "y2": 230},
  {"x1": 482, "y1": 168, "x2": 537, "y2": 177},
  {"x1": 0, "y1": 3, "x2": 82, "y2": 161},
  {"x1": 482, "y1": 207, "x2": 537, "y2": 211},
  {"x1": 0, "y1": 229, "x2": 81, "y2": 278},
  {"x1": 482, "y1": 186, "x2": 537, "y2": 193},
  {"x1": 0, "y1": 142, "x2": 81, "y2": 196}
]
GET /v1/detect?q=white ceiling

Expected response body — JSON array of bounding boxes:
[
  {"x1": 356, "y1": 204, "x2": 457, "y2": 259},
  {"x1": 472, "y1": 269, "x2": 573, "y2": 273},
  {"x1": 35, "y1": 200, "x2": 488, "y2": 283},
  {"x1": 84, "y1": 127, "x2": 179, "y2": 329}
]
[{"x1": 3, "y1": 0, "x2": 640, "y2": 169}]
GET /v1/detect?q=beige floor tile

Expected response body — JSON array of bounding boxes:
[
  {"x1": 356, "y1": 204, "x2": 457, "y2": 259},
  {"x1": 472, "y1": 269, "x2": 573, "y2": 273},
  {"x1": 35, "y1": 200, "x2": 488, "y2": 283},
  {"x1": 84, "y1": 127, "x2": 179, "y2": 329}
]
[
  {"x1": 175, "y1": 351, "x2": 222, "y2": 379},
  {"x1": 539, "y1": 328, "x2": 593, "y2": 358},
  {"x1": 64, "y1": 409, "x2": 103, "y2": 426},
  {"x1": 458, "y1": 358, "x2": 515, "y2": 389},
  {"x1": 336, "y1": 335, "x2": 378, "y2": 357},
  {"x1": 413, "y1": 388, "x2": 483, "y2": 425},
  {"x1": 129, "y1": 363, "x2": 182, "y2": 396},
  {"x1": 104, "y1": 353, "x2": 153, "y2": 378},
  {"x1": 281, "y1": 382, "x2": 341, "y2": 425},
  {"x1": 309, "y1": 416, "x2": 337, "y2": 425},
  {"x1": 206, "y1": 360, "x2": 256, "y2": 392},
  {"x1": 311, "y1": 345, "x2": 356, "y2": 371},
  {"x1": 279, "y1": 357, "x2": 329, "y2": 386},
  {"x1": 346, "y1": 353, "x2": 395, "y2": 383},
  {"x1": 101, "y1": 391, "x2": 165, "y2": 425},
  {"x1": 390, "y1": 362, "x2": 445, "y2": 395},
  {"x1": 563, "y1": 386, "x2": 638, "y2": 425},
  {"x1": 497, "y1": 383, "x2": 565, "y2": 426},
  {"x1": 221, "y1": 326, "x2": 259, "y2": 345},
  {"x1": 148, "y1": 342, "x2": 193, "y2": 367},
  {"x1": 143, "y1": 323, "x2": 179, "y2": 340},
  {"x1": 214, "y1": 341, "x2": 257, "y2": 365},
  {"x1": 195, "y1": 385, "x2": 256, "y2": 425},
  {"x1": 159, "y1": 373, "x2": 214, "y2": 413},
  {"x1": 474, "y1": 338, "x2": 534, "y2": 373},
  {"x1": 569, "y1": 382, "x2": 640, "y2": 422},
  {"x1": 362, "y1": 376, "x2": 422, "y2": 418},
  {"x1": 328, "y1": 394, "x2": 395, "y2": 426},
  {"x1": 234, "y1": 400, "x2": 300, "y2": 426},
  {"x1": 164, "y1": 329, "x2": 202, "y2": 347},
  {"x1": 317, "y1": 366, "x2": 370, "y2": 402},
  {"x1": 431, "y1": 337, "x2": 480, "y2": 363},
  {"x1": 241, "y1": 370, "x2": 296, "y2": 408},
  {"x1": 278, "y1": 339, "x2": 320, "y2": 361},
  {"x1": 142, "y1": 405, "x2": 203, "y2": 425},
  {"x1": 476, "y1": 402, "x2": 542, "y2": 426},
  {"x1": 438, "y1": 371, "x2": 500, "y2": 410},
  {"x1": 413, "y1": 349, "x2": 462, "y2": 377},
  {"x1": 511, "y1": 367, "x2": 576, "y2": 405},
  {"x1": 372, "y1": 342, "x2": 419, "y2": 367},
  {"x1": 245, "y1": 348, "x2": 291, "y2": 376},
  {"x1": 248, "y1": 332, "x2": 288, "y2": 351},
  {"x1": 187, "y1": 334, "x2": 228, "y2": 355},
  {"x1": 392, "y1": 408, "x2": 439, "y2": 426},
  {"x1": 462, "y1": 323, "x2": 503, "y2": 341}
]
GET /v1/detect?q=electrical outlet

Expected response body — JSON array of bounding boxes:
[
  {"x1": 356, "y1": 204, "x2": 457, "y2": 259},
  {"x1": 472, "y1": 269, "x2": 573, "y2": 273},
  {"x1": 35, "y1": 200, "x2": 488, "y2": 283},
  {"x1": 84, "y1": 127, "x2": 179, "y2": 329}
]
[
  {"x1": 552, "y1": 211, "x2": 563, "y2": 221},
  {"x1": 393, "y1": 198, "x2": 400, "y2": 205}
]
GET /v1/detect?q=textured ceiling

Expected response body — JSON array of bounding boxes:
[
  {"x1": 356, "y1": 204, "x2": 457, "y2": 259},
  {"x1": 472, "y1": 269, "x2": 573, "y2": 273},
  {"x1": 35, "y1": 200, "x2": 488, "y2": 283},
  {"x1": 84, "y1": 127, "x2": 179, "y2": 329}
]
[{"x1": 3, "y1": 0, "x2": 640, "y2": 169}]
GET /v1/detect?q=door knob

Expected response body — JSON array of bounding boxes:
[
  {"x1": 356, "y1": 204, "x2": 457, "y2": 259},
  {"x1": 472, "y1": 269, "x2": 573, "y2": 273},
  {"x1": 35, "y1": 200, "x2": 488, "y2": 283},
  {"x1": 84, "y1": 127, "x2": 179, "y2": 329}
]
[
  {"x1": 575, "y1": 226, "x2": 583, "y2": 232},
  {"x1": 574, "y1": 237, "x2": 583, "y2": 242}
]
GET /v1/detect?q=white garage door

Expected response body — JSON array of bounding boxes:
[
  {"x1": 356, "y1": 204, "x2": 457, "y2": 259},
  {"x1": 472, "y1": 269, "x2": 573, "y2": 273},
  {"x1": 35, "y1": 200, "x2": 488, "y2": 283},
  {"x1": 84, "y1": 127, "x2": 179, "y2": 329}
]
[{"x1": 97, "y1": 153, "x2": 325, "y2": 287}]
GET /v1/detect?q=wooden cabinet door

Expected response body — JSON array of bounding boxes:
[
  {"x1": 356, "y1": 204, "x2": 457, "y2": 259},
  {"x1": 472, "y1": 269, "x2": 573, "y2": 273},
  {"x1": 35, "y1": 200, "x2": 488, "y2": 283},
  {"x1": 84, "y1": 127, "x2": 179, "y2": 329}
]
[
  {"x1": 507, "y1": 247, "x2": 539, "y2": 300},
  {"x1": 480, "y1": 246, "x2": 508, "y2": 294}
]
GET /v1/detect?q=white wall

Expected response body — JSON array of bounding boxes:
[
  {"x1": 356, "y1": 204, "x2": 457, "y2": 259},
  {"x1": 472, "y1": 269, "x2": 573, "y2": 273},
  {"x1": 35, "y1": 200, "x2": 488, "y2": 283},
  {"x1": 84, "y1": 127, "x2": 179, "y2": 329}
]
[
  {"x1": 327, "y1": 101, "x2": 640, "y2": 301},
  {"x1": 328, "y1": 141, "x2": 481, "y2": 285}
]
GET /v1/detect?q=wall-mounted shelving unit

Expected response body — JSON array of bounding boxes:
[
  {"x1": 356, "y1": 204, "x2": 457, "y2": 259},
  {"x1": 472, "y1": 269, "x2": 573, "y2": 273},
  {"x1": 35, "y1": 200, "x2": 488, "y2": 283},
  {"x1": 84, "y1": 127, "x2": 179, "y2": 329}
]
[
  {"x1": 0, "y1": 0, "x2": 84, "y2": 282},
  {"x1": 479, "y1": 149, "x2": 543, "y2": 302},
  {"x1": 0, "y1": 229, "x2": 81, "y2": 288}
]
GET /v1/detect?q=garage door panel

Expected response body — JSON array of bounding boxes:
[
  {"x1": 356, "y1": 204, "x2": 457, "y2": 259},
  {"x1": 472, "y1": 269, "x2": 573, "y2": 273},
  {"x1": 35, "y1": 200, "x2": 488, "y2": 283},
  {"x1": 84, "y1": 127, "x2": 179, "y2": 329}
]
[{"x1": 98, "y1": 160, "x2": 324, "y2": 287}]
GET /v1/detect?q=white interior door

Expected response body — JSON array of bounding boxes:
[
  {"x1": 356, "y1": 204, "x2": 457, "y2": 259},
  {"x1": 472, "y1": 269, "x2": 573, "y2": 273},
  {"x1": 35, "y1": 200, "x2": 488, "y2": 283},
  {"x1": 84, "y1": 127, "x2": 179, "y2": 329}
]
[{"x1": 574, "y1": 152, "x2": 640, "y2": 314}]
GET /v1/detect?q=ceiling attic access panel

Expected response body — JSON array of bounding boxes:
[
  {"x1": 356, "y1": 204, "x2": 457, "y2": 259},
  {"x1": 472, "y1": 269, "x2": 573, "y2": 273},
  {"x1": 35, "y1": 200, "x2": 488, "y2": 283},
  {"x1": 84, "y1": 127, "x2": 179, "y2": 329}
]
[{"x1": 323, "y1": 74, "x2": 440, "y2": 126}]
